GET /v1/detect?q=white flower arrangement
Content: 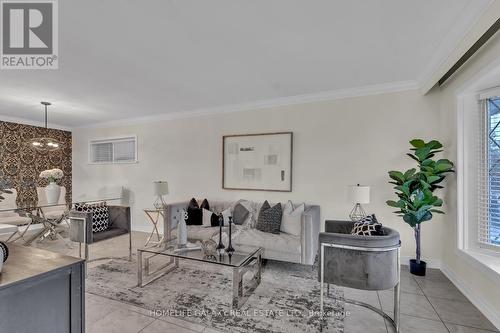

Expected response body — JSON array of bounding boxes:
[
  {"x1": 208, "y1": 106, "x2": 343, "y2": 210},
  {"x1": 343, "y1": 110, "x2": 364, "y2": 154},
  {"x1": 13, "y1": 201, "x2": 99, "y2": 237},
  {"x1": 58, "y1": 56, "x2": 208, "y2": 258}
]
[{"x1": 39, "y1": 168, "x2": 64, "y2": 183}]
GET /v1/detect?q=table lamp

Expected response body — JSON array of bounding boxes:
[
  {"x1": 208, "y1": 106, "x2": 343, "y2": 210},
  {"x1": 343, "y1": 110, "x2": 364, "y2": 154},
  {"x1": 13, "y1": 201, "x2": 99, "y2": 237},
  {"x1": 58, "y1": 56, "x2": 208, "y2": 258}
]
[
  {"x1": 153, "y1": 181, "x2": 169, "y2": 209},
  {"x1": 349, "y1": 184, "x2": 370, "y2": 221}
]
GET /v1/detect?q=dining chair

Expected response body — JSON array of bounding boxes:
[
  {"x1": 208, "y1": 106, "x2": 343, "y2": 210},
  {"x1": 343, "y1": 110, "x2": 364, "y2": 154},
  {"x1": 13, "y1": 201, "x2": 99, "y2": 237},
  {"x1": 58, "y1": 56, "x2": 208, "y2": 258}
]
[{"x1": 0, "y1": 188, "x2": 34, "y2": 242}]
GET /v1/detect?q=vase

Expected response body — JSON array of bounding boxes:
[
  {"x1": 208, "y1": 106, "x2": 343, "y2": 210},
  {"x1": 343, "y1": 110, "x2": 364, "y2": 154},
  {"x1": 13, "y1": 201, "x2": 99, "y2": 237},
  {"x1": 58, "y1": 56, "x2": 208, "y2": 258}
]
[
  {"x1": 177, "y1": 216, "x2": 187, "y2": 247},
  {"x1": 45, "y1": 182, "x2": 61, "y2": 205}
]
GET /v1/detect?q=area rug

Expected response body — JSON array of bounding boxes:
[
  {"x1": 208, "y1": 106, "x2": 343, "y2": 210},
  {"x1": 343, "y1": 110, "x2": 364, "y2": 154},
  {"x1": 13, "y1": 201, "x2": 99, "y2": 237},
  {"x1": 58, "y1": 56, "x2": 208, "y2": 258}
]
[{"x1": 86, "y1": 257, "x2": 344, "y2": 333}]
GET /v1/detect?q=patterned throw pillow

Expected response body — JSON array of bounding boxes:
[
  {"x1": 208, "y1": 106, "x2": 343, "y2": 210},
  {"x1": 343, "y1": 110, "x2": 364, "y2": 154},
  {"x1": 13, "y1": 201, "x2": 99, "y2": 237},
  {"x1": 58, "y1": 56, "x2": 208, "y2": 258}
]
[
  {"x1": 256, "y1": 201, "x2": 282, "y2": 234},
  {"x1": 350, "y1": 214, "x2": 384, "y2": 236},
  {"x1": 74, "y1": 202, "x2": 109, "y2": 233}
]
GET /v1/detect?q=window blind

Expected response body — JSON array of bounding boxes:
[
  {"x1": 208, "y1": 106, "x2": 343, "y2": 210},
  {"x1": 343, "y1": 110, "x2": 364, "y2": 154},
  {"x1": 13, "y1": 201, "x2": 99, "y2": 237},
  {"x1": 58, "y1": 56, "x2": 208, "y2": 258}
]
[
  {"x1": 89, "y1": 136, "x2": 137, "y2": 164},
  {"x1": 478, "y1": 98, "x2": 500, "y2": 246}
]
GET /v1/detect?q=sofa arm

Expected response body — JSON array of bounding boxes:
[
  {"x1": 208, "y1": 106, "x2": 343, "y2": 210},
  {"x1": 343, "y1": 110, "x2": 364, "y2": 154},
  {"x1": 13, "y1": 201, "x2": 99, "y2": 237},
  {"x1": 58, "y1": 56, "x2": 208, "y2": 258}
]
[
  {"x1": 109, "y1": 206, "x2": 131, "y2": 231},
  {"x1": 301, "y1": 205, "x2": 321, "y2": 265},
  {"x1": 69, "y1": 210, "x2": 94, "y2": 244},
  {"x1": 165, "y1": 201, "x2": 189, "y2": 230}
]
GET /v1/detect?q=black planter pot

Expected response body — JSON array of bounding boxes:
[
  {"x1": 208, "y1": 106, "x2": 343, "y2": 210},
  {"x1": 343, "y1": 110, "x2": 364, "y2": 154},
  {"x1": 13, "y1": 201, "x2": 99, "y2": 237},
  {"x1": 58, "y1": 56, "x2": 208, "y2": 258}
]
[{"x1": 409, "y1": 259, "x2": 426, "y2": 276}]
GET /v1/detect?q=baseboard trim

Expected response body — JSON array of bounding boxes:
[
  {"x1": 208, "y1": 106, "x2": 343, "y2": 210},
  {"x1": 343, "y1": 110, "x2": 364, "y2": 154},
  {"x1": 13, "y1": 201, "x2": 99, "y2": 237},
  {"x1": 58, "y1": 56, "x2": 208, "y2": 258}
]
[
  {"x1": 441, "y1": 262, "x2": 500, "y2": 330},
  {"x1": 400, "y1": 256, "x2": 442, "y2": 269}
]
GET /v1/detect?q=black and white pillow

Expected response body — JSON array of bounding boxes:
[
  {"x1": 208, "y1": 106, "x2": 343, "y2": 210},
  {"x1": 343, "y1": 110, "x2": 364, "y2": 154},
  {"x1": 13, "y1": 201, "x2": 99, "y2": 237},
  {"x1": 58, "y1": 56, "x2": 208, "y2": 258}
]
[
  {"x1": 74, "y1": 202, "x2": 109, "y2": 233},
  {"x1": 256, "y1": 201, "x2": 282, "y2": 234},
  {"x1": 351, "y1": 214, "x2": 384, "y2": 236}
]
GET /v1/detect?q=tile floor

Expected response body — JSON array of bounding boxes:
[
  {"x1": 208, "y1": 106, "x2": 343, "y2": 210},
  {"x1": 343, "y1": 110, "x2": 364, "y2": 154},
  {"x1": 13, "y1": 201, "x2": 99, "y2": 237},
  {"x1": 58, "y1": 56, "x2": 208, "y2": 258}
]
[{"x1": 5, "y1": 231, "x2": 499, "y2": 333}]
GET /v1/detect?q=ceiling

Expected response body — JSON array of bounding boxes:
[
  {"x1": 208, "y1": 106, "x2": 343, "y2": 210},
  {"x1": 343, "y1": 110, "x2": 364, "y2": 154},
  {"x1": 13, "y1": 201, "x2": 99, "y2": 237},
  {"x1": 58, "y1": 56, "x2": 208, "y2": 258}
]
[{"x1": 0, "y1": 0, "x2": 493, "y2": 128}]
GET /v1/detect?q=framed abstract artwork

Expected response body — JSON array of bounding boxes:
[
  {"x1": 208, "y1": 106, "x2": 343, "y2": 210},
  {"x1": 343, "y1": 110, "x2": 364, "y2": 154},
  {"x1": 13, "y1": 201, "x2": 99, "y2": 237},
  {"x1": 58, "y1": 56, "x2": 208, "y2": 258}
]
[{"x1": 222, "y1": 132, "x2": 293, "y2": 192}]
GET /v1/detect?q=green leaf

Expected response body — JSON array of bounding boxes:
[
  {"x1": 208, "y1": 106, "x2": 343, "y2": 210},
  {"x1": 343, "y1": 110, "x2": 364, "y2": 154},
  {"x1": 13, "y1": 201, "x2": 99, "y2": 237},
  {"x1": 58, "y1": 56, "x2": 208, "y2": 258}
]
[
  {"x1": 410, "y1": 139, "x2": 425, "y2": 148},
  {"x1": 389, "y1": 171, "x2": 405, "y2": 183},
  {"x1": 415, "y1": 147, "x2": 431, "y2": 161},
  {"x1": 427, "y1": 140, "x2": 443, "y2": 150},
  {"x1": 427, "y1": 175, "x2": 441, "y2": 184},
  {"x1": 404, "y1": 168, "x2": 416, "y2": 179},
  {"x1": 430, "y1": 209, "x2": 445, "y2": 214},
  {"x1": 386, "y1": 200, "x2": 400, "y2": 208},
  {"x1": 407, "y1": 153, "x2": 420, "y2": 163}
]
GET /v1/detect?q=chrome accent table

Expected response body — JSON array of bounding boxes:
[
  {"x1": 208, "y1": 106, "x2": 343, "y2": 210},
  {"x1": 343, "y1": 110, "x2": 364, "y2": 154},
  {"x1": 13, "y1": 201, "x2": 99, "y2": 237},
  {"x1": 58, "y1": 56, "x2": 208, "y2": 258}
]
[
  {"x1": 137, "y1": 246, "x2": 262, "y2": 309},
  {"x1": 143, "y1": 208, "x2": 165, "y2": 247}
]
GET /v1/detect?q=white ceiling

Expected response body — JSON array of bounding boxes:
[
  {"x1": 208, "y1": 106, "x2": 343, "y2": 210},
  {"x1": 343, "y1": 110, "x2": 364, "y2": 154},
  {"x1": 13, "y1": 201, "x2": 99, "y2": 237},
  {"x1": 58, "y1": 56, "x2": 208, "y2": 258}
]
[{"x1": 0, "y1": 0, "x2": 493, "y2": 128}]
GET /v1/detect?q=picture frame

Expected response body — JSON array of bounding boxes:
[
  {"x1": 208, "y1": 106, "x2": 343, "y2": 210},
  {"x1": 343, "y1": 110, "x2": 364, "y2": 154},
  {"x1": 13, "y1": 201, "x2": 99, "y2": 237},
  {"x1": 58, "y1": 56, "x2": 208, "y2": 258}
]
[{"x1": 222, "y1": 132, "x2": 293, "y2": 192}]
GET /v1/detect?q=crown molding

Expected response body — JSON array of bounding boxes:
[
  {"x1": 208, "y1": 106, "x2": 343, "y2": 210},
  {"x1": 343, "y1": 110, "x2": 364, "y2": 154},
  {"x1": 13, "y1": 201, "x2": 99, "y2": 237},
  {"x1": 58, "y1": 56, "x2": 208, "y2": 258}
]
[
  {"x1": 0, "y1": 114, "x2": 71, "y2": 131},
  {"x1": 76, "y1": 80, "x2": 418, "y2": 129},
  {"x1": 419, "y1": 0, "x2": 496, "y2": 94}
]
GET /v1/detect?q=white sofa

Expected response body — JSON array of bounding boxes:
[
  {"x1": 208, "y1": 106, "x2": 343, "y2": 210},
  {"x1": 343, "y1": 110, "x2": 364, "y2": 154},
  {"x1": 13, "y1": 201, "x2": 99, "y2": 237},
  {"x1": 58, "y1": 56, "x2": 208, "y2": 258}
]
[{"x1": 165, "y1": 200, "x2": 320, "y2": 265}]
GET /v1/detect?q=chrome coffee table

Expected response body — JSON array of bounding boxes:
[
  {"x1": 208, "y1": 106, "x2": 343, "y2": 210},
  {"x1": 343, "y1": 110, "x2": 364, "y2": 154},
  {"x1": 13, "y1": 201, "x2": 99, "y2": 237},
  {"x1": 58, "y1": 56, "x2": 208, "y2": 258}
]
[{"x1": 137, "y1": 245, "x2": 262, "y2": 309}]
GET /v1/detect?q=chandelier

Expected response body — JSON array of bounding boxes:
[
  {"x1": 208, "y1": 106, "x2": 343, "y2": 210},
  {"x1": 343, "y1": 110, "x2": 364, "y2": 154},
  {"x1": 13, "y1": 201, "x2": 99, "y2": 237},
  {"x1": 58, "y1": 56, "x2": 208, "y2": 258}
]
[{"x1": 26, "y1": 102, "x2": 63, "y2": 152}]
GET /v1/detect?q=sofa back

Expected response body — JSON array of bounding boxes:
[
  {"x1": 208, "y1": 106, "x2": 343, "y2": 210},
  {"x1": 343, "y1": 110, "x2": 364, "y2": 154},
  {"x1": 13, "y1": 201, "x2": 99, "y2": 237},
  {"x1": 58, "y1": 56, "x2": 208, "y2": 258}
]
[{"x1": 166, "y1": 199, "x2": 319, "y2": 229}]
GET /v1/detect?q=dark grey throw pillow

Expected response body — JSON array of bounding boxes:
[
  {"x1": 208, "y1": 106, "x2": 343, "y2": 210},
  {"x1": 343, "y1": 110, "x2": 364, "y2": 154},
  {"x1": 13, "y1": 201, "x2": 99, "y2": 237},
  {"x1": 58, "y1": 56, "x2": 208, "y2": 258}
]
[
  {"x1": 233, "y1": 203, "x2": 250, "y2": 225},
  {"x1": 256, "y1": 201, "x2": 282, "y2": 234}
]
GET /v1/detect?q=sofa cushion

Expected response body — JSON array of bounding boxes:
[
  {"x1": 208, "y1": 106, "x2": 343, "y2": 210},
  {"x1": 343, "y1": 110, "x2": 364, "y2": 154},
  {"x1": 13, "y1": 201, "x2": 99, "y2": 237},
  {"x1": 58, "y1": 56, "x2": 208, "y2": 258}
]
[
  {"x1": 187, "y1": 225, "x2": 220, "y2": 241},
  {"x1": 256, "y1": 201, "x2": 282, "y2": 234},
  {"x1": 186, "y1": 198, "x2": 202, "y2": 225},
  {"x1": 233, "y1": 228, "x2": 301, "y2": 255},
  {"x1": 92, "y1": 227, "x2": 127, "y2": 242}
]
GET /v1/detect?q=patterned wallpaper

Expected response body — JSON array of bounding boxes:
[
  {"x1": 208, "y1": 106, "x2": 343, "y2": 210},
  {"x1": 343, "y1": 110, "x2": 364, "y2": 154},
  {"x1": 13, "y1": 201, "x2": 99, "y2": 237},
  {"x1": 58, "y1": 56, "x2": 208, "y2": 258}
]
[{"x1": 0, "y1": 121, "x2": 72, "y2": 207}]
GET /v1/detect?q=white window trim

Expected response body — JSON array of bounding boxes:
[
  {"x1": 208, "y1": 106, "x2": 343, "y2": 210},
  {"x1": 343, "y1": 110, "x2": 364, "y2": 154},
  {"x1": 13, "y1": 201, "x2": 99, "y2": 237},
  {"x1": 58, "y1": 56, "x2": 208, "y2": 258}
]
[
  {"x1": 88, "y1": 135, "x2": 138, "y2": 165},
  {"x1": 457, "y1": 91, "x2": 500, "y2": 279}
]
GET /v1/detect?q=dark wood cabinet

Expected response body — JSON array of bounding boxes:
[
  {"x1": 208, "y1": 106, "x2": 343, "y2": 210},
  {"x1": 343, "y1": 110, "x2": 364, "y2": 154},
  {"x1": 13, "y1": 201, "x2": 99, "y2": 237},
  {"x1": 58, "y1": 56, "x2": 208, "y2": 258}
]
[{"x1": 0, "y1": 245, "x2": 85, "y2": 333}]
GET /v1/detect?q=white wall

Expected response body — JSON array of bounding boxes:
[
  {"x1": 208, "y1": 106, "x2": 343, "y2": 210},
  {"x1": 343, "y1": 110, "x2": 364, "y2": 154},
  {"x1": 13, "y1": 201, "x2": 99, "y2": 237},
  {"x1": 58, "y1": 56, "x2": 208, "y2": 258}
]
[
  {"x1": 73, "y1": 89, "x2": 444, "y2": 262},
  {"x1": 435, "y1": 32, "x2": 500, "y2": 327}
]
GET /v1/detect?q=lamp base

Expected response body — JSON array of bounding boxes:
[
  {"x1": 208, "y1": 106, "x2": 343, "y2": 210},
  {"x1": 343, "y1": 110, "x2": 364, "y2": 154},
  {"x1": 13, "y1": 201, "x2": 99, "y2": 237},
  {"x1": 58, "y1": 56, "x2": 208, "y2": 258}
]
[
  {"x1": 153, "y1": 196, "x2": 166, "y2": 209},
  {"x1": 349, "y1": 203, "x2": 366, "y2": 222}
]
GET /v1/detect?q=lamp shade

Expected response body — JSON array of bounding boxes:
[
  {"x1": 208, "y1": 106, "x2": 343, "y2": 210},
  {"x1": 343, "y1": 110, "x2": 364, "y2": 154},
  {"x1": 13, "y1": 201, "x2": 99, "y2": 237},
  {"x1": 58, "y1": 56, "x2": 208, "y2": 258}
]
[
  {"x1": 349, "y1": 185, "x2": 370, "y2": 204},
  {"x1": 153, "y1": 181, "x2": 169, "y2": 196}
]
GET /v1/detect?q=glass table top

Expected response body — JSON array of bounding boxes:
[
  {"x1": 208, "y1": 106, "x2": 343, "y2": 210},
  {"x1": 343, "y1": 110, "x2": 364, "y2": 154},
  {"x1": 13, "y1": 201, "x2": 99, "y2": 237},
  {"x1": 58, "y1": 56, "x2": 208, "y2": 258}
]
[
  {"x1": 140, "y1": 245, "x2": 261, "y2": 268},
  {"x1": 0, "y1": 196, "x2": 123, "y2": 213}
]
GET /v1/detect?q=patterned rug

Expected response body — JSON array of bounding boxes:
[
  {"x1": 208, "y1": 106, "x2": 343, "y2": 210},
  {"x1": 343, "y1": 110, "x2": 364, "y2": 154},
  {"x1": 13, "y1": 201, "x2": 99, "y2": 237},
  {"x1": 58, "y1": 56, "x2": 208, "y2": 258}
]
[{"x1": 86, "y1": 257, "x2": 344, "y2": 333}]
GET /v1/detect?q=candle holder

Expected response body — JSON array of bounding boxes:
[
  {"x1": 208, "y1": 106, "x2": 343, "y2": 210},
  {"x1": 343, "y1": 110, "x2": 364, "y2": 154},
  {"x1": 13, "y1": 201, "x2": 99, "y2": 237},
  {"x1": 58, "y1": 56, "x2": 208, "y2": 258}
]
[
  {"x1": 216, "y1": 213, "x2": 225, "y2": 252},
  {"x1": 226, "y1": 216, "x2": 235, "y2": 254}
]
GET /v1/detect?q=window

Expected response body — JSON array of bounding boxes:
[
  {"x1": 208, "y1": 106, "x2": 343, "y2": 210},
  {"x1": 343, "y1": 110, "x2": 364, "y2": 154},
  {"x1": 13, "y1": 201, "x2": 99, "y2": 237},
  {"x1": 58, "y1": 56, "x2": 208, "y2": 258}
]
[
  {"x1": 478, "y1": 97, "x2": 500, "y2": 247},
  {"x1": 89, "y1": 136, "x2": 137, "y2": 164}
]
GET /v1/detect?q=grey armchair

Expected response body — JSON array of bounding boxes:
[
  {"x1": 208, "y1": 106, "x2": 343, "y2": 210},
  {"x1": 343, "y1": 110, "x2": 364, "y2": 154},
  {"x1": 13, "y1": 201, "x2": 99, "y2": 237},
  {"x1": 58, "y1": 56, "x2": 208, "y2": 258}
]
[
  {"x1": 69, "y1": 205, "x2": 132, "y2": 262},
  {"x1": 319, "y1": 220, "x2": 401, "y2": 332}
]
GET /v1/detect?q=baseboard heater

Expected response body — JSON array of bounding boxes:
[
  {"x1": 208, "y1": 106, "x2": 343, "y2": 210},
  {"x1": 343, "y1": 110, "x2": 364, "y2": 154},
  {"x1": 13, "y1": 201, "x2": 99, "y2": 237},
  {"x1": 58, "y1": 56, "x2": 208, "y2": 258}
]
[{"x1": 438, "y1": 17, "x2": 500, "y2": 86}]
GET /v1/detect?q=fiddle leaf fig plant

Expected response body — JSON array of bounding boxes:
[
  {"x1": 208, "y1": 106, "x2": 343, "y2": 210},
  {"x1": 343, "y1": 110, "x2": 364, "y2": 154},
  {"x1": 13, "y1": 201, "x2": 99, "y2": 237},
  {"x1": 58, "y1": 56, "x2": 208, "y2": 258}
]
[{"x1": 386, "y1": 139, "x2": 454, "y2": 265}]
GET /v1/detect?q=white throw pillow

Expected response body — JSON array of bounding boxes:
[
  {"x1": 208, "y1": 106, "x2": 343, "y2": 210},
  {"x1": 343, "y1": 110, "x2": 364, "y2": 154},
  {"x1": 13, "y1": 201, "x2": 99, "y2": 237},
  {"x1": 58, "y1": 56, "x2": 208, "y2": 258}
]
[
  {"x1": 202, "y1": 208, "x2": 214, "y2": 227},
  {"x1": 280, "y1": 200, "x2": 305, "y2": 236}
]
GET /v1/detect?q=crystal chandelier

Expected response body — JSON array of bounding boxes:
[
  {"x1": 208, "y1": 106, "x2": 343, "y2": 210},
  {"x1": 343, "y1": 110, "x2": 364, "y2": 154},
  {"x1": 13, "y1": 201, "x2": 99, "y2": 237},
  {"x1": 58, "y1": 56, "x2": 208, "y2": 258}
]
[{"x1": 26, "y1": 102, "x2": 63, "y2": 152}]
